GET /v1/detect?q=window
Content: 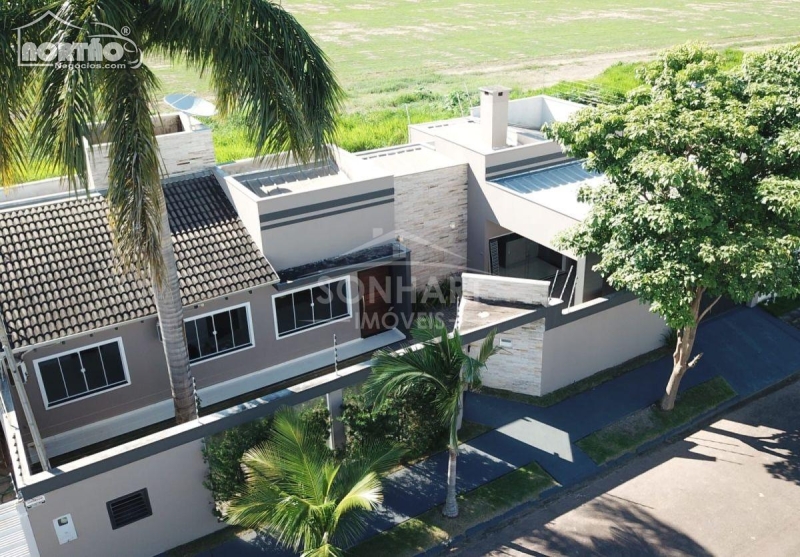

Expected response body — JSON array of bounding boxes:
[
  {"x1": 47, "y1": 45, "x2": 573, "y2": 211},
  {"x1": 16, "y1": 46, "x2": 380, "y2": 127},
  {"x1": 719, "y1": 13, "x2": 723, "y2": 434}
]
[
  {"x1": 274, "y1": 278, "x2": 350, "y2": 338},
  {"x1": 107, "y1": 489, "x2": 152, "y2": 530},
  {"x1": 35, "y1": 339, "x2": 129, "y2": 408},
  {"x1": 185, "y1": 305, "x2": 253, "y2": 363}
]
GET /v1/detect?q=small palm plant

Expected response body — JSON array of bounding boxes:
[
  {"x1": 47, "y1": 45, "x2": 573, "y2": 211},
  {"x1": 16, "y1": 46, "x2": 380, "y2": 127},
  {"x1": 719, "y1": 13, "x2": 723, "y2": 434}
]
[
  {"x1": 226, "y1": 408, "x2": 404, "y2": 557},
  {"x1": 364, "y1": 316, "x2": 498, "y2": 518}
]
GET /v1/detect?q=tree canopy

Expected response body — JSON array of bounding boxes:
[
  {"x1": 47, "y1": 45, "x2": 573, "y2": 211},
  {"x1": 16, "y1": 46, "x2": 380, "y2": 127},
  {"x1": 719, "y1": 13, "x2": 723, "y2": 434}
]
[{"x1": 547, "y1": 43, "x2": 800, "y2": 331}]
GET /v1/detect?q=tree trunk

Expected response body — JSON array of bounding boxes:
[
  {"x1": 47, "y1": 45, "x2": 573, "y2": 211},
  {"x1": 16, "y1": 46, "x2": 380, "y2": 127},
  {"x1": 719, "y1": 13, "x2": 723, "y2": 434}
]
[
  {"x1": 442, "y1": 446, "x2": 459, "y2": 518},
  {"x1": 660, "y1": 324, "x2": 697, "y2": 410},
  {"x1": 660, "y1": 288, "x2": 714, "y2": 411},
  {"x1": 153, "y1": 199, "x2": 197, "y2": 424}
]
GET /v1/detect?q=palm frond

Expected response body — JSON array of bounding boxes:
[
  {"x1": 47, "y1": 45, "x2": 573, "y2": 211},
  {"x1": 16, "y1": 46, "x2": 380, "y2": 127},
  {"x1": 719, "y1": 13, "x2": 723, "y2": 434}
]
[
  {"x1": 27, "y1": 0, "x2": 101, "y2": 192},
  {"x1": 0, "y1": 0, "x2": 37, "y2": 187},
  {"x1": 146, "y1": 0, "x2": 342, "y2": 162}
]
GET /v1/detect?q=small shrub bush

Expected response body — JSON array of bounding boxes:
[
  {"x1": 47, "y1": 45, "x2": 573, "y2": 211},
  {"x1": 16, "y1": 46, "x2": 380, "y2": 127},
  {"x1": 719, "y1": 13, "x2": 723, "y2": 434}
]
[
  {"x1": 203, "y1": 404, "x2": 329, "y2": 505},
  {"x1": 341, "y1": 385, "x2": 446, "y2": 463}
]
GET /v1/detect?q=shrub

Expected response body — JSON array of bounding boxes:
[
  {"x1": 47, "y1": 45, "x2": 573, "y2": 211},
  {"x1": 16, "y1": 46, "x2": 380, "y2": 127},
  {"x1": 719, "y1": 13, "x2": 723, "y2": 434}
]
[
  {"x1": 341, "y1": 385, "x2": 446, "y2": 462},
  {"x1": 203, "y1": 405, "x2": 329, "y2": 505}
]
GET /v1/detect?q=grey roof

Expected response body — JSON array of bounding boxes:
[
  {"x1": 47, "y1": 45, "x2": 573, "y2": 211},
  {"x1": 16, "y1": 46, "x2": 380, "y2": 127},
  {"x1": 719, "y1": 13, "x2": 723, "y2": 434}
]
[
  {"x1": 492, "y1": 161, "x2": 604, "y2": 220},
  {"x1": 0, "y1": 173, "x2": 277, "y2": 349}
]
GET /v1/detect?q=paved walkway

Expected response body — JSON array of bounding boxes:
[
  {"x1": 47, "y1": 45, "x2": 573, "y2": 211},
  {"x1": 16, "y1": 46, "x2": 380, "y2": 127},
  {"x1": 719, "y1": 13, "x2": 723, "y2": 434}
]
[
  {"x1": 455, "y1": 379, "x2": 800, "y2": 557},
  {"x1": 196, "y1": 307, "x2": 800, "y2": 555}
]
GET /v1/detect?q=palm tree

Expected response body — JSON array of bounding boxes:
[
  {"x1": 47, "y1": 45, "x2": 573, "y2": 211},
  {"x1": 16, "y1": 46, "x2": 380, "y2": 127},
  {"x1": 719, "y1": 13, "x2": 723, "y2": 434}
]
[
  {"x1": 364, "y1": 316, "x2": 498, "y2": 518},
  {"x1": 226, "y1": 408, "x2": 404, "y2": 557},
  {"x1": 1, "y1": 1, "x2": 341, "y2": 423}
]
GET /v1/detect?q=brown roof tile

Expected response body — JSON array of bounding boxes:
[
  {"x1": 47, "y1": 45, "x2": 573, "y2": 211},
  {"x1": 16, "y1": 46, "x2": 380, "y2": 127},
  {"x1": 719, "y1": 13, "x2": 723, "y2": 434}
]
[{"x1": 0, "y1": 173, "x2": 277, "y2": 349}]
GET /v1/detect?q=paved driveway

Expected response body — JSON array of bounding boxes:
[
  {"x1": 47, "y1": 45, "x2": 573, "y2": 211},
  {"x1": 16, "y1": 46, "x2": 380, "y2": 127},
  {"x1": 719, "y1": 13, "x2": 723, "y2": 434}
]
[{"x1": 455, "y1": 380, "x2": 800, "y2": 557}]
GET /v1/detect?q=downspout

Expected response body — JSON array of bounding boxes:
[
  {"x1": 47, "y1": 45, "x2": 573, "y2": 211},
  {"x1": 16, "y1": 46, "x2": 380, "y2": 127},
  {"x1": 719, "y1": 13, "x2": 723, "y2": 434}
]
[{"x1": 0, "y1": 315, "x2": 50, "y2": 471}]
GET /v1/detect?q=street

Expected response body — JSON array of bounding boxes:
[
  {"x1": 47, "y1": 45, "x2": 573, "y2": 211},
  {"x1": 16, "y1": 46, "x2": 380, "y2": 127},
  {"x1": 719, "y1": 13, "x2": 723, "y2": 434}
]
[{"x1": 455, "y1": 380, "x2": 800, "y2": 557}]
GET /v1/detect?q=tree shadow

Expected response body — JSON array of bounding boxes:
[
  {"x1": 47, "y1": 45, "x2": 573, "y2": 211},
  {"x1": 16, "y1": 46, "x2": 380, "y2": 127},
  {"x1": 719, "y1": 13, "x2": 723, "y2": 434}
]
[
  {"x1": 706, "y1": 424, "x2": 800, "y2": 486},
  {"x1": 501, "y1": 496, "x2": 714, "y2": 556}
]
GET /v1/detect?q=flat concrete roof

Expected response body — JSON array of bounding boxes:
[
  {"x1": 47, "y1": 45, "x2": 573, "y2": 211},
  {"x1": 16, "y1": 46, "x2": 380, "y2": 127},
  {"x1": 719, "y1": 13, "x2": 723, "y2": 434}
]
[
  {"x1": 410, "y1": 118, "x2": 550, "y2": 154},
  {"x1": 491, "y1": 161, "x2": 604, "y2": 221},
  {"x1": 358, "y1": 143, "x2": 461, "y2": 176},
  {"x1": 232, "y1": 160, "x2": 348, "y2": 198}
]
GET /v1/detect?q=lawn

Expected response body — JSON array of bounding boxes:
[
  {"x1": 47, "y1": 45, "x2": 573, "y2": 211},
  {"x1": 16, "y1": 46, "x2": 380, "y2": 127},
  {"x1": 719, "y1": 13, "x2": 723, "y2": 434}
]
[
  {"x1": 348, "y1": 462, "x2": 556, "y2": 557},
  {"x1": 577, "y1": 376, "x2": 737, "y2": 464},
  {"x1": 759, "y1": 296, "x2": 800, "y2": 318},
  {"x1": 150, "y1": 1, "x2": 800, "y2": 112}
]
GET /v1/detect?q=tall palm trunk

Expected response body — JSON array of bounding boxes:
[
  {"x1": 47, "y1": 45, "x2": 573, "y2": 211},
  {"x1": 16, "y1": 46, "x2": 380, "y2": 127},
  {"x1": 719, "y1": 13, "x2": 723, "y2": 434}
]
[
  {"x1": 443, "y1": 445, "x2": 459, "y2": 518},
  {"x1": 153, "y1": 195, "x2": 197, "y2": 423}
]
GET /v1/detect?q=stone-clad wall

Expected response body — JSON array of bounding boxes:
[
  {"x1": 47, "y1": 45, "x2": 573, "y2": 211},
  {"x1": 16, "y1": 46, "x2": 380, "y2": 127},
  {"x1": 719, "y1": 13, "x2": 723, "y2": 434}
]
[
  {"x1": 86, "y1": 115, "x2": 216, "y2": 190},
  {"x1": 479, "y1": 318, "x2": 546, "y2": 396},
  {"x1": 460, "y1": 273, "x2": 549, "y2": 396},
  {"x1": 393, "y1": 164, "x2": 469, "y2": 289}
]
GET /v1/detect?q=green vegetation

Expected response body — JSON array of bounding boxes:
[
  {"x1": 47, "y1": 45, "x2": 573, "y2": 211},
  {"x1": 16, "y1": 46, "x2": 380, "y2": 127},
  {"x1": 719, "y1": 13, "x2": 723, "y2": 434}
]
[
  {"x1": 348, "y1": 462, "x2": 555, "y2": 557},
  {"x1": 549, "y1": 44, "x2": 800, "y2": 410},
  {"x1": 760, "y1": 296, "x2": 800, "y2": 317},
  {"x1": 155, "y1": 1, "x2": 800, "y2": 111},
  {"x1": 225, "y1": 409, "x2": 403, "y2": 557},
  {"x1": 480, "y1": 347, "x2": 670, "y2": 408},
  {"x1": 577, "y1": 376, "x2": 736, "y2": 464},
  {"x1": 366, "y1": 317, "x2": 498, "y2": 517}
]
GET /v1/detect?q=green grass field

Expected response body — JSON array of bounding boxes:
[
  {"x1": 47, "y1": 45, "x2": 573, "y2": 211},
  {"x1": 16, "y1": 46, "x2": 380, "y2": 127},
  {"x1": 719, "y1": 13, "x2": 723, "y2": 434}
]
[{"x1": 151, "y1": 0, "x2": 800, "y2": 112}]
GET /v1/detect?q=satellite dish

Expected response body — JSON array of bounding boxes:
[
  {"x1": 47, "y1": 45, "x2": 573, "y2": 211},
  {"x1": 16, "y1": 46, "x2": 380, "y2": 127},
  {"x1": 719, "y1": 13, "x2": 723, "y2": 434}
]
[{"x1": 163, "y1": 93, "x2": 217, "y2": 118}]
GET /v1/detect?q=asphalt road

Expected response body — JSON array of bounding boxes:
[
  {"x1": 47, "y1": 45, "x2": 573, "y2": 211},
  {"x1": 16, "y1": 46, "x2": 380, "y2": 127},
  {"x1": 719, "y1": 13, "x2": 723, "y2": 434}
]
[{"x1": 455, "y1": 380, "x2": 800, "y2": 557}]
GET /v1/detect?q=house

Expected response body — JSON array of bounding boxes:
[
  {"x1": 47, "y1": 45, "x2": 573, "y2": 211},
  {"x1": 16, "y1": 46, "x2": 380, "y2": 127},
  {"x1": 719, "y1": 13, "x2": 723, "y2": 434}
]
[{"x1": 0, "y1": 91, "x2": 667, "y2": 557}]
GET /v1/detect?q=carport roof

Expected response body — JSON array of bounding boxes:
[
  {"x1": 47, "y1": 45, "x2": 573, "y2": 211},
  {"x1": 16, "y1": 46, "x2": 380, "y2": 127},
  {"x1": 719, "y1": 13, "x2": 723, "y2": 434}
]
[{"x1": 491, "y1": 161, "x2": 604, "y2": 221}]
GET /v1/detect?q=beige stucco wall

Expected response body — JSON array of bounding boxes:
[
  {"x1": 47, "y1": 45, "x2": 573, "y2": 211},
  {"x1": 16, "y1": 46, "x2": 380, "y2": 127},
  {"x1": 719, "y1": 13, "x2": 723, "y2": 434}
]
[
  {"x1": 540, "y1": 299, "x2": 668, "y2": 394},
  {"x1": 393, "y1": 165, "x2": 468, "y2": 288},
  {"x1": 17, "y1": 277, "x2": 363, "y2": 450},
  {"x1": 25, "y1": 440, "x2": 222, "y2": 557}
]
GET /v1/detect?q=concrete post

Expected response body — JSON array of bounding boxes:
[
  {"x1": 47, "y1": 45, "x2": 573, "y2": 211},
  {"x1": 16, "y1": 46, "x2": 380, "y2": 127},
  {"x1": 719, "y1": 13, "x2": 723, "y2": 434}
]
[{"x1": 326, "y1": 389, "x2": 346, "y2": 451}]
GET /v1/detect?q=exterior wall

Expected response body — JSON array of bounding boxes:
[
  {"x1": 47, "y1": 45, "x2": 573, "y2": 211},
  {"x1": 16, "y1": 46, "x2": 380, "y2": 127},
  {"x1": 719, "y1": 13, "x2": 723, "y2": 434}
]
[
  {"x1": 540, "y1": 298, "x2": 668, "y2": 394},
  {"x1": 17, "y1": 317, "x2": 172, "y2": 442},
  {"x1": 393, "y1": 164, "x2": 468, "y2": 288},
  {"x1": 481, "y1": 319, "x2": 545, "y2": 396},
  {"x1": 461, "y1": 274, "x2": 550, "y2": 306},
  {"x1": 86, "y1": 114, "x2": 216, "y2": 190},
  {"x1": 258, "y1": 176, "x2": 395, "y2": 270},
  {"x1": 16, "y1": 275, "x2": 367, "y2": 456},
  {"x1": 214, "y1": 170, "x2": 264, "y2": 252},
  {"x1": 462, "y1": 274, "x2": 549, "y2": 396},
  {"x1": 25, "y1": 440, "x2": 222, "y2": 557}
]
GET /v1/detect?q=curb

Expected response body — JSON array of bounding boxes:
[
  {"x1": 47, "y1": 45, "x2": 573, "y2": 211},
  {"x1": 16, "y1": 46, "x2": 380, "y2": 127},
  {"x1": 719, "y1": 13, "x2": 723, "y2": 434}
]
[{"x1": 413, "y1": 371, "x2": 800, "y2": 557}]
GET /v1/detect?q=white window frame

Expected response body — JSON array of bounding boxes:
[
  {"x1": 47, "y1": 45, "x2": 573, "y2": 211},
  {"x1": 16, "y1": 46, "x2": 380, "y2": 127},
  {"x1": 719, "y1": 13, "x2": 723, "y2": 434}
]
[
  {"x1": 33, "y1": 337, "x2": 131, "y2": 410},
  {"x1": 184, "y1": 302, "x2": 255, "y2": 365},
  {"x1": 272, "y1": 277, "x2": 353, "y2": 340}
]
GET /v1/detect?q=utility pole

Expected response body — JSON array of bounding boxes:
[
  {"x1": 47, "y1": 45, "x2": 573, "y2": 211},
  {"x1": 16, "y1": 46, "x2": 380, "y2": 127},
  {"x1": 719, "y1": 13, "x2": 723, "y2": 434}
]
[{"x1": 0, "y1": 317, "x2": 50, "y2": 471}]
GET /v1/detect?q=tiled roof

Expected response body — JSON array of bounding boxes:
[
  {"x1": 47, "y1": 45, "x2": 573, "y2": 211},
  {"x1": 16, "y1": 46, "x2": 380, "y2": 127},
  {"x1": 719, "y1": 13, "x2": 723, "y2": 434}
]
[{"x1": 0, "y1": 173, "x2": 277, "y2": 349}]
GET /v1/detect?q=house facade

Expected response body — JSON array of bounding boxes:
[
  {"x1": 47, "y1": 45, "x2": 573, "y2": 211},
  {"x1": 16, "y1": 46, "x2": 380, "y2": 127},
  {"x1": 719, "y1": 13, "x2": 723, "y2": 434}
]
[{"x1": 0, "y1": 90, "x2": 669, "y2": 557}]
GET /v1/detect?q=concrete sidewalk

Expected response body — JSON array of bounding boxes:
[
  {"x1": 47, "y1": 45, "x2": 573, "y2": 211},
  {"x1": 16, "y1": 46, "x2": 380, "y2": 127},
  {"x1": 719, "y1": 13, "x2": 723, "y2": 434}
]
[
  {"x1": 455, "y1": 379, "x2": 800, "y2": 557},
  {"x1": 195, "y1": 307, "x2": 800, "y2": 555}
]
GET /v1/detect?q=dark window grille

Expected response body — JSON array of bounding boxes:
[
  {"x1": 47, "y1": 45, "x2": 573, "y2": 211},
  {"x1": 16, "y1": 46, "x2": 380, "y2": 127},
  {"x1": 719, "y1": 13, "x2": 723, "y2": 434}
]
[
  {"x1": 36, "y1": 339, "x2": 128, "y2": 408},
  {"x1": 106, "y1": 489, "x2": 152, "y2": 530},
  {"x1": 275, "y1": 279, "x2": 350, "y2": 337},
  {"x1": 185, "y1": 306, "x2": 252, "y2": 363}
]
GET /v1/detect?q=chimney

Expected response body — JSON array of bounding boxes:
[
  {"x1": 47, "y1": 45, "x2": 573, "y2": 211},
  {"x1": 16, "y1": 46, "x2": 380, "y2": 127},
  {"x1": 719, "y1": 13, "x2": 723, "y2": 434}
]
[{"x1": 479, "y1": 86, "x2": 511, "y2": 150}]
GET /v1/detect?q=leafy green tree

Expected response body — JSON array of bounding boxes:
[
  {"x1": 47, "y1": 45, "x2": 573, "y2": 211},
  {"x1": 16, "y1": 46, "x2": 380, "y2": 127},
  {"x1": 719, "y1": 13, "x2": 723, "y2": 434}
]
[
  {"x1": 226, "y1": 408, "x2": 403, "y2": 557},
  {"x1": 0, "y1": 1, "x2": 341, "y2": 423},
  {"x1": 364, "y1": 317, "x2": 498, "y2": 517},
  {"x1": 547, "y1": 43, "x2": 800, "y2": 410}
]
